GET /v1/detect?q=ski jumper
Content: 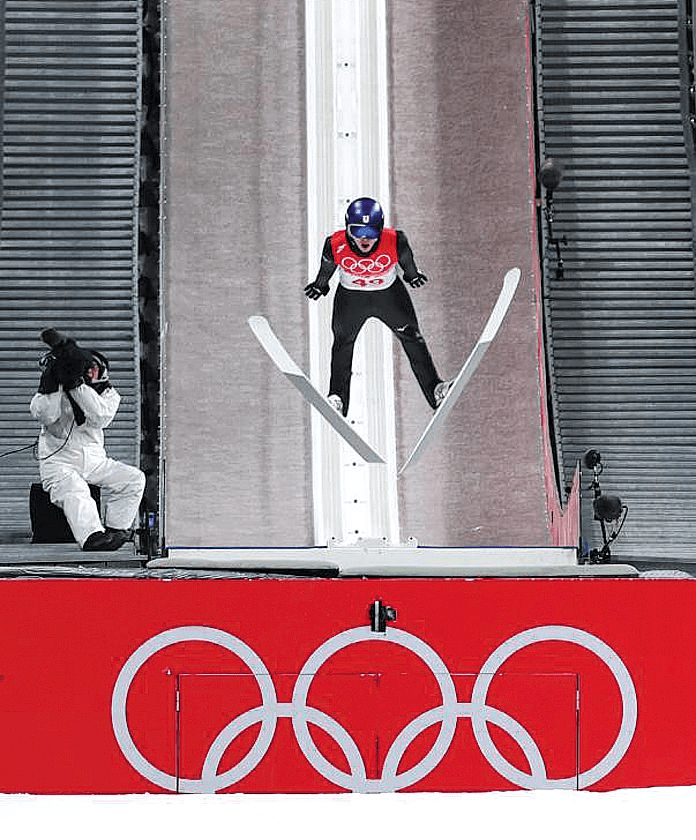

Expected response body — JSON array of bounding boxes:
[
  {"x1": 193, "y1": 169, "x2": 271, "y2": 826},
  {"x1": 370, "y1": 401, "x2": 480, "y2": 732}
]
[{"x1": 313, "y1": 228, "x2": 442, "y2": 415}]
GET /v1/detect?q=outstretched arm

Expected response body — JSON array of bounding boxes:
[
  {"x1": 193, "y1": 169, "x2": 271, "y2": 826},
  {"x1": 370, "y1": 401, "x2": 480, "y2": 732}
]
[
  {"x1": 397, "y1": 229, "x2": 429, "y2": 288},
  {"x1": 304, "y1": 237, "x2": 336, "y2": 299}
]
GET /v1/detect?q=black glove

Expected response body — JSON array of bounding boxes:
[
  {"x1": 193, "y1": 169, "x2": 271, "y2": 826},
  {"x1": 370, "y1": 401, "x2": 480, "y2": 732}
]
[
  {"x1": 406, "y1": 272, "x2": 429, "y2": 288},
  {"x1": 304, "y1": 280, "x2": 330, "y2": 300},
  {"x1": 38, "y1": 359, "x2": 60, "y2": 394},
  {"x1": 53, "y1": 341, "x2": 93, "y2": 390},
  {"x1": 40, "y1": 328, "x2": 91, "y2": 390}
]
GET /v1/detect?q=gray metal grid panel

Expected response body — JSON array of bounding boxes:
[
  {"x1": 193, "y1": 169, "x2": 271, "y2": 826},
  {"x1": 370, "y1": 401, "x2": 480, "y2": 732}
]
[
  {"x1": 535, "y1": 0, "x2": 696, "y2": 559},
  {"x1": 0, "y1": 0, "x2": 141, "y2": 534}
]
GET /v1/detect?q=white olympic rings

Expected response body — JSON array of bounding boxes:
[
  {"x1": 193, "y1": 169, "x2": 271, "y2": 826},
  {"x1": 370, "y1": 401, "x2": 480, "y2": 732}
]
[
  {"x1": 111, "y1": 623, "x2": 637, "y2": 793},
  {"x1": 340, "y1": 253, "x2": 393, "y2": 276}
]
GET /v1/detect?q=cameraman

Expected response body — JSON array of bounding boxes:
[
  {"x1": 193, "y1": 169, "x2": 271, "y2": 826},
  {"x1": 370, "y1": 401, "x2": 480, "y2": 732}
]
[{"x1": 29, "y1": 330, "x2": 145, "y2": 552}]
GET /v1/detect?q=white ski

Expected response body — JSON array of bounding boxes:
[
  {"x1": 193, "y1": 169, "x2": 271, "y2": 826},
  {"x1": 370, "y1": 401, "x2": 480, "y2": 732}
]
[
  {"x1": 399, "y1": 267, "x2": 521, "y2": 475},
  {"x1": 248, "y1": 315, "x2": 385, "y2": 464}
]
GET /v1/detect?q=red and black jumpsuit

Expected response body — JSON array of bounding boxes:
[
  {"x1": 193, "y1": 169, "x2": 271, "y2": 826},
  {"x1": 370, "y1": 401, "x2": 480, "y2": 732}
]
[{"x1": 311, "y1": 227, "x2": 443, "y2": 415}]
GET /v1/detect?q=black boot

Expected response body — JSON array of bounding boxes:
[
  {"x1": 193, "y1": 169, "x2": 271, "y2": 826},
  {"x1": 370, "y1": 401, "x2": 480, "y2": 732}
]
[
  {"x1": 82, "y1": 530, "x2": 116, "y2": 551},
  {"x1": 104, "y1": 526, "x2": 133, "y2": 551}
]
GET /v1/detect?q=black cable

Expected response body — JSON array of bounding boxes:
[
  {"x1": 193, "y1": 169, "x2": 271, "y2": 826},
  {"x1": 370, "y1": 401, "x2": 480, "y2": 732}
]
[
  {"x1": 0, "y1": 440, "x2": 38, "y2": 458},
  {"x1": 33, "y1": 421, "x2": 75, "y2": 461},
  {"x1": 0, "y1": 420, "x2": 75, "y2": 462}
]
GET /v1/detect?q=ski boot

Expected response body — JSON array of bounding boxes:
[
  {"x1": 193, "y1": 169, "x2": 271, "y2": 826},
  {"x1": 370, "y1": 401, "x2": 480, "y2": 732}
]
[
  {"x1": 434, "y1": 380, "x2": 453, "y2": 408},
  {"x1": 327, "y1": 394, "x2": 343, "y2": 413}
]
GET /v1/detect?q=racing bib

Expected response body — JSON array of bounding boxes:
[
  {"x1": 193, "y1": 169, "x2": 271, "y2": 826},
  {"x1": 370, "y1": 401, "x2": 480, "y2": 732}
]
[{"x1": 330, "y1": 228, "x2": 398, "y2": 291}]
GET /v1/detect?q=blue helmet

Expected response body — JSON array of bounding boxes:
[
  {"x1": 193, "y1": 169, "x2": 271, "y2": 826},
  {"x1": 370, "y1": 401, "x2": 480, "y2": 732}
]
[{"x1": 345, "y1": 197, "x2": 384, "y2": 240}]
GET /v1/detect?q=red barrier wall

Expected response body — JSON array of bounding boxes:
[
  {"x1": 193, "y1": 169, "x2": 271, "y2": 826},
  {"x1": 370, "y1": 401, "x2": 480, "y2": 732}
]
[
  {"x1": 550, "y1": 466, "x2": 581, "y2": 549},
  {"x1": 0, "y1": 576, "x2": 693, "y2": 794}
]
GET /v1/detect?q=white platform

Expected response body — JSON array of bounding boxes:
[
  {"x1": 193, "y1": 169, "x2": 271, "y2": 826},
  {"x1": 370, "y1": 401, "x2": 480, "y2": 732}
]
[{"x1": 145, "y1": 544, "x2": 640, "y2": 577}]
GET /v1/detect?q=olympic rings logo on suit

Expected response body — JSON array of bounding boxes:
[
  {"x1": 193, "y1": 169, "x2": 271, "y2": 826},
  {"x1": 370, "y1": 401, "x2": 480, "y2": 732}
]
[
  {"x1": 339, "y1": 253, "x2": 394, "y2": 276},
  {"x1": 111, "y1": 624, "x2": 637, "y2": 793}
]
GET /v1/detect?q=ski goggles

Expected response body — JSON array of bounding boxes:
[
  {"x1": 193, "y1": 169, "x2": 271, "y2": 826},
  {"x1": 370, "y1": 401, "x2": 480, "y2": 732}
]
[{"x1": 347, "y1": 224, "x2": 380, "y2": 240}]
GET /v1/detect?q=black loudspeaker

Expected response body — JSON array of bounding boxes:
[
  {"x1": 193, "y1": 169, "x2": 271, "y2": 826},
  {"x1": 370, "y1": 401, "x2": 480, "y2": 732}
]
[{"x1": 30, "y1": 483, "x2": 101, "y2": 544}]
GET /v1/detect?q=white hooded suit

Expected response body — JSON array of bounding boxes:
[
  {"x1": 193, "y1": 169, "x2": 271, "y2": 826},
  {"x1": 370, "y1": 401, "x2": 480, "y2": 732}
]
[{"x1": 30, "y1": 383, "x2": 145, "y2": 547}]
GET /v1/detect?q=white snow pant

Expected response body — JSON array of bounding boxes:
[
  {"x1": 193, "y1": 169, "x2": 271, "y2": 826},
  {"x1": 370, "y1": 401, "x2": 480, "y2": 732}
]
[{"x1": 40, "y1": 456, "x2": 146, "y2": 548}]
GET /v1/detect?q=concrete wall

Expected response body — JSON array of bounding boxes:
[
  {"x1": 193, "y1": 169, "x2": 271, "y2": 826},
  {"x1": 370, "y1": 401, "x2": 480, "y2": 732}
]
[
  {"x1": 162, "y1": 1, "x2": 311, "y2": 545},
  {"x1": 390, "y1": 0, "x2": 550, "y2": 545},
  {"x1": 162, "y1": 0, "x2": 552, "y2": 548}
]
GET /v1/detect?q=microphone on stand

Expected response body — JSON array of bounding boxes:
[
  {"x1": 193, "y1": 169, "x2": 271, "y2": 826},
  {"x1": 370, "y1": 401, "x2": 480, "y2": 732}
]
[
  {"x1": 582, "y1": 448, "x2": 602, "y2": 470},
  {"x1": 538, "y1": 158, "x2": 565, "y2": 279},
  {"x1": 539, "y1": 158, "x2": 563, "y2": 195}
]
